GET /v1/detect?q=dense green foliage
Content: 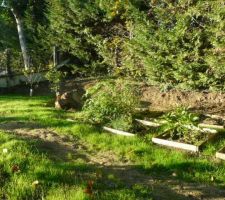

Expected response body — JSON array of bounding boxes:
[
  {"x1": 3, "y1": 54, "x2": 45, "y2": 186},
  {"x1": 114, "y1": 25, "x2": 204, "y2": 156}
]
[
  {"x1": 1, "y1": 0, "x2": 225, "y2": 90},
  {"x1": 82, "y1": 79, "x2": 140, "y2": 130}
]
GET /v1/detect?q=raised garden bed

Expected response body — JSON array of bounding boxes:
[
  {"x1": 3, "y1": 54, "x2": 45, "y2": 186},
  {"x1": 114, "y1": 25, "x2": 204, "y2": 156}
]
[
  {"x1": 152, "y1": 130, "x2": 221, "y2": 152},
  {"x1": 103, "y1": 126, "x2": 135, "y2": 137},
  {"x1": 135, "y1": 117, "x2": 224, "y2": 152},
  {"x1": 103, "y1": 117, "x2": 155, "y2": 137},
  {"x1": 216, "y1": 147, "x2": 225, "y2": 160},
  {"x1": 198, "y1": 123, "x2": 224, "y2": 131},
  {"x1": 103, "y1": 121, "x2": 152, "y2": 137},
  {"x1": 103, "y1": 108, "x2": 225, "y2": 152},
  {"x1": 135, "y1": 119, "x2": 160, "y2": 127}
]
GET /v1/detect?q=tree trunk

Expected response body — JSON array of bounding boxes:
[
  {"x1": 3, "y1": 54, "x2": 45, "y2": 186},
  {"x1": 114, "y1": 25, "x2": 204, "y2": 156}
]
[{"x1": 11, "y1": 8, "x2": 29, "y2": 70}]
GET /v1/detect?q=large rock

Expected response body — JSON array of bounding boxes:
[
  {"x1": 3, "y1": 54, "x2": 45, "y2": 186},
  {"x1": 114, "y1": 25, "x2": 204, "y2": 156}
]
[{"x1": 55, "y1": 89, "x2": 85, "y2": 110}]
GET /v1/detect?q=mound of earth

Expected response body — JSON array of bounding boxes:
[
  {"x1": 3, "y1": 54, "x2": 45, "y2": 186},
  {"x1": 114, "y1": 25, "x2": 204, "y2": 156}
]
[
  {"x1": 57, "y1": 79, "x2": 225, "y2": 115},
  {"x1": 141, "y1": 86, "x2": 225, "y2": 115}
]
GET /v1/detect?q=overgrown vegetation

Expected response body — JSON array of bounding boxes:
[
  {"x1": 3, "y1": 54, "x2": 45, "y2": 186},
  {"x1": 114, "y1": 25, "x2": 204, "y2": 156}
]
[{"x1": 82, "y1": 79, "x2": 140, "y2": 131}]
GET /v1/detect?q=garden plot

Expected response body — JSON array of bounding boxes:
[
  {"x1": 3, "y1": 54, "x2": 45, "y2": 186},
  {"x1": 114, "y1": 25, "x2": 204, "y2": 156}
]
[
  {"x1": 103, "y1": 120, "x2": 153, "y2": 137},
  {"x1": 102, "y1": 110, "x2": 165, "y2": 137},
  {"x1": 136, "y1": 109, "x2": 225, "y2": 152},
  {"x1": 103, "y1": 126, "x2": 135, "y2": 136},
  {"x1": 151, "y1": 129, "x2": 220, "y2": 152},
  {"x1": 102, "y1": 107, "x2": 225, "y2": 152}
]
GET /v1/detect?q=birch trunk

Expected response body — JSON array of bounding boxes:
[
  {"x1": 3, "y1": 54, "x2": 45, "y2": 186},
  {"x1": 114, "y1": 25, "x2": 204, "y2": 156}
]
[{"x1": 11, "y1": 8, "x2": 29, "y2": 70}]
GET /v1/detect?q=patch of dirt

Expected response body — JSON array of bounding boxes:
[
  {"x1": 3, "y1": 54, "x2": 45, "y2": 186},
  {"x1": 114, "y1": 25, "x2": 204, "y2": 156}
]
[
  {"x1": 88, "y1": 150, "x2": 125, "y2": 166},
  {"x1": 141, "y1": 86, "x2": 225, "y2": 115},
  {"x1": 87, "y1": 162, "x2": 225, "y2": 200},
  {"x1": 59, "y1": 79, "x2": 225, "y2": 116},
  {"x1": 0, "y1": 121, "x2": 225, "y2": 200},
  {"x1": 0, "y1": 121, "x2": 122, "y2": 164},
  {"x1": 104, "y1": 166, "x2": 225, "y2": 200},
  {"x1": 0, "y1": 121, "x2": 87, "y2": 161}
]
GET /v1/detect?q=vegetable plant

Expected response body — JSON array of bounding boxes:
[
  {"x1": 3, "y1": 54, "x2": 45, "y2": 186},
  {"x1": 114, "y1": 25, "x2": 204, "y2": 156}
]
[{"x1": 158, "y1": 107, "x2": 202, "y2": 144}]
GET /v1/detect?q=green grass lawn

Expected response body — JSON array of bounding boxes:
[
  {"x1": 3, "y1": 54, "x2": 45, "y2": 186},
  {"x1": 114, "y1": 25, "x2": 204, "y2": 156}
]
[{"x1": 0, "y1": 95, "x2": 224, "y2": 199}]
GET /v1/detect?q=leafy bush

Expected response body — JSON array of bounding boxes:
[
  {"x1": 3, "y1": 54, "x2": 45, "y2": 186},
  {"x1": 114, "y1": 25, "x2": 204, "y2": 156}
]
[{"x1": 82, "y1": 79, "x2": 140, "y2": 129}]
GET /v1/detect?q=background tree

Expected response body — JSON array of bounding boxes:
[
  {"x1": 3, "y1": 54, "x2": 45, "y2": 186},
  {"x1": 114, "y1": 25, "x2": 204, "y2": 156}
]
[
  {"x1": 0, "y1": 0, "x2": 47, "y2": 70},
  {"x1": 1, "y1": 0, "x2": 30, "y2": 69},
  {"x1": 1, "y1": 0, "x2": 225, "y2": 91}
]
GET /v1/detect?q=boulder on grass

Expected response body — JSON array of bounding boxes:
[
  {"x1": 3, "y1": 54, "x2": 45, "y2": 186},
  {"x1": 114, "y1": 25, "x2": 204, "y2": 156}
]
[{"x1": 55, "y1": 89, "x2": 84, "y2": 110}]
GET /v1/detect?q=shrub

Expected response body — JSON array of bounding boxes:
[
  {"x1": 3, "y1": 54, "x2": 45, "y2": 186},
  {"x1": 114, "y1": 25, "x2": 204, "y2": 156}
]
[
  {"x1": 82, "y1": 79, "x2": 140, "y2": 129},
  {"x1": 45, "y1": 68, "x2": 65, "y2": 93}
]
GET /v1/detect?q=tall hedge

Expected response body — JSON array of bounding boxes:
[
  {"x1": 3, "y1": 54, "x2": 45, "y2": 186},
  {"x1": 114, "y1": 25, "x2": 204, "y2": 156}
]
[
  {"x1": 1, "y1": 0, "x2": 225, "y2": 90},
  {"x1": 45, "y1": 0, "x2": 225, "y2": 90},
  {"x1": 132, "y1": 1, "x2": 225, "y2": 90}
]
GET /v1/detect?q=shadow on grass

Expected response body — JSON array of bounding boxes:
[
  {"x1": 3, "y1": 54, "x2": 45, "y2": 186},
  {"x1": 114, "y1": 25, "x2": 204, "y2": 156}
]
[
  {"x1": 0, "y1": 116, "x2": 31, "y2": 123},
  {"x1": 93, "y1": 163, "x2": 225, "y2": 200},
  {"x1": 8, "y1": 131, "x2": 225, "y2": 200},
  {"x1": 0, "y1": 111, "x2": 73, "y2": 128}
]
